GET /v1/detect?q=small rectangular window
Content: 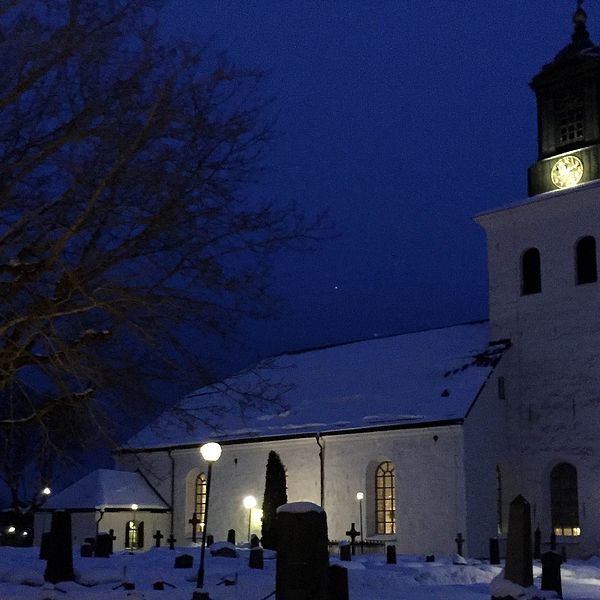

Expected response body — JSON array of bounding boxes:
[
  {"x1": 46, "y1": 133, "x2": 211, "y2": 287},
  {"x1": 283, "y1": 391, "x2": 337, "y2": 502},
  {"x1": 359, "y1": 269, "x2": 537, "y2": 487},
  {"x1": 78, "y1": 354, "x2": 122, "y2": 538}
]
[{"x1": 498, "y1": 377, "x2": 506, "y2": 400}]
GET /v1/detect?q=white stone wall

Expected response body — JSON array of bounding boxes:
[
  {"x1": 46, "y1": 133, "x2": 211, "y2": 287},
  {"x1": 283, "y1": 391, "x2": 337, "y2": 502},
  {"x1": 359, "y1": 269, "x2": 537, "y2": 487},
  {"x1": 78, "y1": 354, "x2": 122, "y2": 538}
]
[
  {"x1": 476, "y1": 183, "x2": 600, "y2": 557},
  {"x1": 117, "y1": 424, "x2": 467, "y2": 556}
]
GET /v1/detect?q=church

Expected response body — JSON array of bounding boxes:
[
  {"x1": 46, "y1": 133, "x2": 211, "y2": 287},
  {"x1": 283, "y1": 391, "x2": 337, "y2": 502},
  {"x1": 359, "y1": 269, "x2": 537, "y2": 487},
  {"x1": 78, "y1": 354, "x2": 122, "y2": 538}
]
[{"x1": 40, "y1": 4, "x2": 600, "y2": 559}]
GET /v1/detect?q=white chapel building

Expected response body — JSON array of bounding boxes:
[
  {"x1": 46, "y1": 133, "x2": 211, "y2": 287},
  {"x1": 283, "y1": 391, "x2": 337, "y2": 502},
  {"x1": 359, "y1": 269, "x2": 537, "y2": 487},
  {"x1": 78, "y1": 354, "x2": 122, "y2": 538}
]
[{"x1": 42, "y1": 5, "x2": 600, "y2": 558}]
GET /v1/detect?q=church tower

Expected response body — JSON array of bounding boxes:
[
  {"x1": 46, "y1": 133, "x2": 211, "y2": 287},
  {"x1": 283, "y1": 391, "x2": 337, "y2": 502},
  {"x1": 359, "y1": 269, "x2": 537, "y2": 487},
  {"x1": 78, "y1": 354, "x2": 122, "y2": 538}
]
[
  {"x1": 475, "y1": 2, "x2": 600, "y2": 556},
  {"x1": 528, "y1": 2, "x2": 600, "y2": 195}
]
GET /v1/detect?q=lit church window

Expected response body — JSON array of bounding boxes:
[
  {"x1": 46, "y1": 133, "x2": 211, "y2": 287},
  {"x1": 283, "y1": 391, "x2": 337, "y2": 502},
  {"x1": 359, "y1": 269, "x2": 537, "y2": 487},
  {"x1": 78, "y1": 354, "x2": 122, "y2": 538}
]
[
  {"x1": 550, "y1": 462, "x2": 580, "y2": 537},
  {"x1": 125, "y1": 520, "x2": 144, "y2": 549},
  {"x1": 195, "y1": 472, "x2": 207, "y2": 534},
  {"x1": 576, "y1": 236, "x2": 597, "y2": 284},
  {"x1": 521, "y1": 248, "x2": 541, "y2": 295},
  {"x1": 375, "y1": 461, "x2": 396, "y2": 535}
]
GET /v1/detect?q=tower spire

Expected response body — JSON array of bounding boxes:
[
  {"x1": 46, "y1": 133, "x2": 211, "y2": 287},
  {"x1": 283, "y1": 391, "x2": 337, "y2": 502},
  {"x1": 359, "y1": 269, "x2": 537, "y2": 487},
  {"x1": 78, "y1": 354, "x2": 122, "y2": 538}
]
[{"x1": 572, "y1": 0, "x2": 591, "y2": 48}]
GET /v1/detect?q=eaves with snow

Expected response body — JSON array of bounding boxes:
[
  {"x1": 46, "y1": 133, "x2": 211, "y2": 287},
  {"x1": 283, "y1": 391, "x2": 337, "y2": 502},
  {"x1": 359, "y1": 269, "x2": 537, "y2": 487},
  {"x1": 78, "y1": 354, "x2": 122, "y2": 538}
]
[{"x1": 122, "y1": 321, "x2": 508, "y2": 452}]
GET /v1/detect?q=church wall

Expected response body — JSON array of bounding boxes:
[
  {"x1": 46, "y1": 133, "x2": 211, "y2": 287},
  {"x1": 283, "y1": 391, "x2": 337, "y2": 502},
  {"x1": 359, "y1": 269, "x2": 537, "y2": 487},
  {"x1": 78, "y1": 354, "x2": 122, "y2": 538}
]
[
  {"x1": 477, "y1": 183, "x2": 600, "y2": 557},
  {"x1": 119, "y1": 424, "x2": 467, "y2": 556}
]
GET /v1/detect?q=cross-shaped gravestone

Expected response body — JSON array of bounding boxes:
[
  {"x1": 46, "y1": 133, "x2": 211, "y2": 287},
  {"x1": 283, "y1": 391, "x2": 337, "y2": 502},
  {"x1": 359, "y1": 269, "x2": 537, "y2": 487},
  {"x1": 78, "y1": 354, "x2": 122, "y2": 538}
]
[
  {"x1": 188, "y1": 513, "x2": 200, "y2": 543},
  {"x1": 345, "y1": 522, "x2": 360, "y2": 556},
  {"x1": 455, "y1": 532, "x2": 464, "y2": 556},
  {"x1": 167, "y1": 534, "x2": 177, "y2": 550},
  {"x1": 153, "y1": 530, "x2": 164, "y2": 548}
]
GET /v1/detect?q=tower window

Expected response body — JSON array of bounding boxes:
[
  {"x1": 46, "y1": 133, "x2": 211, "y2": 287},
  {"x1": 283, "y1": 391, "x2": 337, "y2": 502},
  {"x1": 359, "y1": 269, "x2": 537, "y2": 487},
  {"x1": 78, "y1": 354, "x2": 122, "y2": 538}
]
[
  {"x1": 550, "y1": 462, "x2": 580, "y2": 536},
  {"x1": 555, "y1": 90, "x2": 584, "y2": 146},
  {"x1": 576, "y1": 236, "x2": 597, "y2": 284},
  {"x1": 521, "y1": 248, "x2": 541, "y2": 295},
  {"x1": 375, "y1": 461, "x2": 396, "y2": 535}
]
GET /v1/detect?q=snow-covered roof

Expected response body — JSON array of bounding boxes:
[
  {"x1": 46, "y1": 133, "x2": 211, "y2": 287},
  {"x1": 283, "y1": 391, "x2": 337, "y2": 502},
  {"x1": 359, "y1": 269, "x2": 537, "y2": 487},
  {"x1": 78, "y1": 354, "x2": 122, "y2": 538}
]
[
  {"x1": 124, "y1": 321, "x2": 504, "y2": 451},
  {"x1": 43, "y1": 469, "x2": 169, "y2": 511}
]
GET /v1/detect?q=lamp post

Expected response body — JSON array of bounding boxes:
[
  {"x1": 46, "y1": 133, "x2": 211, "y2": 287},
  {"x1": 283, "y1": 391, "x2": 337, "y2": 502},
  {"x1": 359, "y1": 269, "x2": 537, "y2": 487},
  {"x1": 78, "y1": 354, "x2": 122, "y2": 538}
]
[
  {"x1": 40, "y1": 487, "x2": 51, "y2": 536},
  {"x1": 356, "y1": 492, "x2": 364, "y2": 549},
  {"x1": 243, "y1": 495, "x2": 257, "y2": 543},
  {"x1": 195, "y1": 442, "x2": 222, "y2": 595},
  {"x1": 130, "y1": 504, "x2": 138, "y2": 551}
]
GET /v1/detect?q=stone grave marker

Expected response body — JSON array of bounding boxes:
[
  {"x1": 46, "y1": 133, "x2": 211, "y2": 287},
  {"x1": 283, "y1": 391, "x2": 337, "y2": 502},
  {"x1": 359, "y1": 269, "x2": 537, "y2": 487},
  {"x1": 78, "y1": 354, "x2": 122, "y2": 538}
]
[
  {"x1": 534, "y1": 526, "x2": 541, "y2": 559},
  {"x1": 206, "y1": 534, "x2": 214, "y2": 547},
  {"x1": 188, "y1": 513, "x2": 200, "y2": 544},
  {"x1": 174, "y1": 553, "x2": 194, "y2": 568},
  {"x1": 250, "y1": 533, "x2": 260, "y2": 548},
  {"x1": 80, "y1": 543, "x2": 93, "y2": 557},
  {"x1": 339, "y1": 541, "x2": 351, "y2": 562},
  {"x1": 167, "y1": 533, "x2": 176, "y2": 550},
  {"x1": 249, "y1": 547, "x2": 264, "y2": 569},
  {"x1": 504, "y1": 495, "x2": 533, "y2": 588},
  {"x1": 44, "y1": 511, "x2": 75, "y2": 584},
  {"x1": 275, "y1": 501, "x2": 329, "y2": 600},
  {"x1": 345, "y1": 523, "x2": 360, "y2": 555},
  {"x1": 328, "y1": 564, "x2": 349, "y2": 600},
  {"x1": 489, "y1": 537, "x2": 500, "y2": 565},
  {"x1": 386, "y1": 544, "x2": 397, "y2": 564},
  {"x1": 153, "y1": 530, "x2": 164, "y2": 548},
  {"x1": 541, "y1": 551, "x2": 563, "y2": 598},
  {"x1": 455, "y1": 532, "x2": 465, "y2": 556},
  {"x1": 227, "y1": 529, "x2": 236, "y2": 545},
  {"x1": 95, "y1": 533, "x2": 112, "y2": 558}
]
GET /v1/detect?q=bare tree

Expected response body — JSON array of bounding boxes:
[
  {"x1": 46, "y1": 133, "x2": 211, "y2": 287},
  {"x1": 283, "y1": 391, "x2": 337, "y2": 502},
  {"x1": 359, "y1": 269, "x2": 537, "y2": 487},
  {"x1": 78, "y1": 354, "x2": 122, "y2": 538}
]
[{"x1": 0, "y1": 0, "x2": 319, "y2": 509}]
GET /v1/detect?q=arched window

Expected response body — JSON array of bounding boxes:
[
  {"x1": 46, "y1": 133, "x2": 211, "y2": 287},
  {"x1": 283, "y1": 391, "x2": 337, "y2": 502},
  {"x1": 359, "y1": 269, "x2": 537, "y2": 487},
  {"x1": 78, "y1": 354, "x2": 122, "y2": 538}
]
[
  {"x1": 125, "y1": 520, "x2": 144, "y2": 549},
  {"x1": 194, "y1": 472, "x2": 207, "y2": 535},
  {"x1": 550, "y1": 463, "x2": 580, "y2": 536},
  {"x1": 496, "y1": 466, "x2": 503, "y2": 534},
  {"x1": 521, "y1": 248, "x2": 541, "y2": 295},
  {"x1": 576, "y1": 236, "x2": 597, "y2": 284},
  {"x1": 375, "y1": 461, "x2": 396, "y2": 535}
]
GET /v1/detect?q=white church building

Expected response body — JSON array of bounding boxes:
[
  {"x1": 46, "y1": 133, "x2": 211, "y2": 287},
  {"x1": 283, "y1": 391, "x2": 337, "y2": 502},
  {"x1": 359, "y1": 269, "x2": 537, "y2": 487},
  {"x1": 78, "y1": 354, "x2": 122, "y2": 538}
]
[{"x1": 41, "y1": 4, "x2": 600, "y2": 558}]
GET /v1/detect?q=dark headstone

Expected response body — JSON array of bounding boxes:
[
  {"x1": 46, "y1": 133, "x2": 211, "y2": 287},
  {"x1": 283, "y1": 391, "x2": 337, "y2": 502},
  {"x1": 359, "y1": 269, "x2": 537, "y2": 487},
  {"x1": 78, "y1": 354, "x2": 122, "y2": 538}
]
[
  {"x1": 455, "y1": 532, "x2": 464, "y2": 556},
  {"x1": 210, "y1": 542, "x2": 237, "y2": 558},
  {"x1": 345, "y1": 523, "x2": 360, "y2": 556},
  {"x1": 206, "y1": 534, "x2": 214, "y2": 547},
  {"x1": 174, "y1": 553, "x2": 194, "y2": 568},
  {"x1": 192, "y1": 592, "x2": 210, "y2": 600},
  {"x1": 153, "y1": 530, "x2": 164, "y2": 548},
  {"x1": 504, "y1": 495, "x2": 533, "y2": 588},
  {"x1": 250, "y1": 533, "x2": 260, "y2": 548},
  {"x1": 227, "y1": 529, "x2": 236, "y2": 545},
  {"x1": 425, "y1": 554, "x2": 435, "y2": 563},
  {"x1": 44, "y1": 511, "x2": 75, "y2": 584},
  {"x1": 534, "y1": 526, "x2": 541, "y2": 559},
  {"x1": 39, "y1": 532, "x2": 52, "y2": 560},
  {"x1": 153, "y1": 581, "x2": 165, "y2": 590},
  {"x1": 541, "y1": 551, "x2": 563, "y2": 598},
  {"x1": 386, "y1": 544, "x2": 397, "y2": 564},
  {"x1": 489, "y1": 538, "x2": 500, "y2": 565},
  {"x1": 80, "y1": 543, "x2": 93, "y2": 557},
  {"x1": 550, "y1": 530, "x2": 557, "y2": 551},
  {"x1": 328, "y1": 564, "x2": 349, "y2": 600},
  {"x1": 108, "y1": 529, "x2": 116, "y2": 554},
  {"x1": 84, "y1": 537, "x2": 96, "y2": 550},
  {"x1": 275, "y1": 502, "x2": 329, "y2": 600},
  {"x1": 95, "y1": 533, "x2": 111, "y2": 558},
  {"x1": 249, "y1": 547, "x2": 264, "y2": 569},
  {"x1": 167, "y1": 533, "x2": 176, "y2": 550},
  {"x1": 561, "y1": 545, "x2": 567, "y2": 563},
  {"x1": 339, "y1": 543, "x2": 351, "y2": 562},
  {"x1": 123, "y1": 582, "x2": 135, "y2": 590},
  {"x1": 188, "y1": 513, "x2": 200, "y2": 544}
]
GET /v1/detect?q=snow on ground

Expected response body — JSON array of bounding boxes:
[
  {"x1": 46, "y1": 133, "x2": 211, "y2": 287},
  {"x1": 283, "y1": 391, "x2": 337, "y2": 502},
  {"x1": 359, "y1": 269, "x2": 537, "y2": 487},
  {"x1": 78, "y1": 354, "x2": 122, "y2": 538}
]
[{"x1": 1, "y1": 546, "x2": 600, "y2": 599}]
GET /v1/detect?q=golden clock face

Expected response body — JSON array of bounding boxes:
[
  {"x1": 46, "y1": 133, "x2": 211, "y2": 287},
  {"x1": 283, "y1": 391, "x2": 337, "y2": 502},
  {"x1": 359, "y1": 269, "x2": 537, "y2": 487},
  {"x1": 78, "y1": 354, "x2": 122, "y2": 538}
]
[{"x1": 551, "y1": 155, "x2": 584, "y2": 189}]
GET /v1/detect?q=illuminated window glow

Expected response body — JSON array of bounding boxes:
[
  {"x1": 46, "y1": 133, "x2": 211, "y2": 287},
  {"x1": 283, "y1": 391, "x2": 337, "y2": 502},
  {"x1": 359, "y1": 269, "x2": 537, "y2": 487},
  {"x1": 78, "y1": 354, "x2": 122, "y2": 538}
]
[
  {"x1": 194, "y1": 472, "x2": 207, "y2": 534},
  {"x1": 375, "y1": 461, "x2": 396, "y2": 535}
]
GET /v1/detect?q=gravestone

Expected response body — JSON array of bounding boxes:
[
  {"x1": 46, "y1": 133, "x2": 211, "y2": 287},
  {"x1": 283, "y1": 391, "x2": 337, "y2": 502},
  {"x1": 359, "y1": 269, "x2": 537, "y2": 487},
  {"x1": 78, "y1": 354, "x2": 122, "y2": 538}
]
[
  {"x1": 328, "y1": 564, "x2": 349, "y2": 600},
  {"x1": 153, "y1": 530, "x2": 164, "y2": 548},
  {"x1": 167, "y1": 533, "x2": 176, "y2": 550},
  {"x1": 210, "y1": 541, "x2": 237, "y2": 558},
  {"x1": 455, "y1": 532, "x2": 465, "y2": 556},
  {"x1": 227, "y1": 529, "x2": 236, "y2": 545},
  {"x1": 534, "y1": 526, "x2": 541, "y2": 559},
  {"x1": 550, "y1": 530, "x2": 557, "y2": 551},
  {"x1": 188, "y1": 513, "x2": 200, "y2": 544},
  {"x1": 108, "y1": 529, "x2": 116, "y2": 554},
  {"x1": 541, "y1": 551, "x2": 563, "y2": 598},
  {"x1": 250, "y1": 534, "x2": 260, "y2": 548},
  {"x1": 95, "y1": 533, "x2": 112, "y2": 558},
  {"x1": 504, "y1": 495, "x2": 533, "y2": 588},
  {"x1": 561, "y1": 545, "x2": 567, "y2": 563},
  {"x1": 174, "y1": 553, "x2": 194, "y2": 568},
  {"x1": 44, "y1": 511, "x2": 75, "y2": 584},
  {"x1": 84, "y1": 537, "x2": 96, "y2": 550},
  {"x1": 425, "y1": 555, "x2": 435, "y2": 563},
  {"x1": 489, "y1": 538, "x2": 500, "y2": 565},
  {"x1": 249, "y1": 547, "x2": 264, "y2": 569},
  {"x1": 386, "y1": 544, "x2": 397, "y2": 565},
  {"x1": 206, "y1": 534, "x2": 214, "y2": 547},
  {"x1": 345, "y1": 523, "x2": 360, "y2": 556},
  {"x1": 39, "y1": 532, "x2": 52, "y2": 560},
  {"x1": 339, "y1": 542, "x2": 351, "y2": 562},
  {"x1": 275, "y1": 502, "x2": 329, "y2": 600},
  {"x1": 80, "y1": 543, "x2": 93, "y2": 557}
]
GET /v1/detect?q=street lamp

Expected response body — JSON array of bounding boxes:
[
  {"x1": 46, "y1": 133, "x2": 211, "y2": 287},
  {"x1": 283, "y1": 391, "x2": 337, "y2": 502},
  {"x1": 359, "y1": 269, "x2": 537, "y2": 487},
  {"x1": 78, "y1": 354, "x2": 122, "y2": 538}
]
[
  {"x1": 356, "y1": 492, "x2": 364, "y2": 549},
  {"x1": 195, "y1": 442, "x2": 222, "y2": 596},
  {"x1": 243, "y1": 495, "x2": 257, "y2": 542}
]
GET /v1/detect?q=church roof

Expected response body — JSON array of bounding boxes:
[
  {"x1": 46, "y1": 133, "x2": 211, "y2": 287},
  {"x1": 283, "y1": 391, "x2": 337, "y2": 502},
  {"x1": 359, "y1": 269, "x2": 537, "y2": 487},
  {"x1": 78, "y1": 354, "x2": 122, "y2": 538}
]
[
  {"x1": 43, "y1": 469, "x2": 170, "y2": 511},
  {"x1": 123, "y1": 321, "x2": 505, "y2": 451}
]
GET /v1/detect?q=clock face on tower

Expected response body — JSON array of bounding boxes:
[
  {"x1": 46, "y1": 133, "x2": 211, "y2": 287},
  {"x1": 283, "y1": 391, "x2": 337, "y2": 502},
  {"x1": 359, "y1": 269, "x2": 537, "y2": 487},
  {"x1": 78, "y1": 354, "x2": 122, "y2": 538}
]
[{"x1": 551, "y1": 155, "x2": 584, "y2": 189}]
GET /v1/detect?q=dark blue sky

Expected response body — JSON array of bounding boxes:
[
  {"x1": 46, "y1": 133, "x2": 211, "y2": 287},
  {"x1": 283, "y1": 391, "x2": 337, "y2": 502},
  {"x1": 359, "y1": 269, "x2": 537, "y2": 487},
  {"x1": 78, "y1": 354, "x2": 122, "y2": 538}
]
[{"x1": 159, "y1": 2, "x2": 592, "y2": 370}]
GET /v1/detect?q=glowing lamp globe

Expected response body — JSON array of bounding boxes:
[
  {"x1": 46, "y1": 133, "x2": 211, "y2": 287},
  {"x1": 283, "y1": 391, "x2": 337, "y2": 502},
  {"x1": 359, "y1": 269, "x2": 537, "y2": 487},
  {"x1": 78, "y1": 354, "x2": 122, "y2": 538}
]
[
  {"x1": 42, "y1": 487, "x2": 51, "y2": 496},
  {"x1": 243, "y1": 495, "x2": 257, "y2": 510},
  {"x1": 356, "y1": 492, "x2": 364, "y2": 501},
  {"x1": 200, "y1": 442, "x2": 222, "y2": 462},
  {"x1": 131, "y1": 503, "x2": 139, "y2": 511}
]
